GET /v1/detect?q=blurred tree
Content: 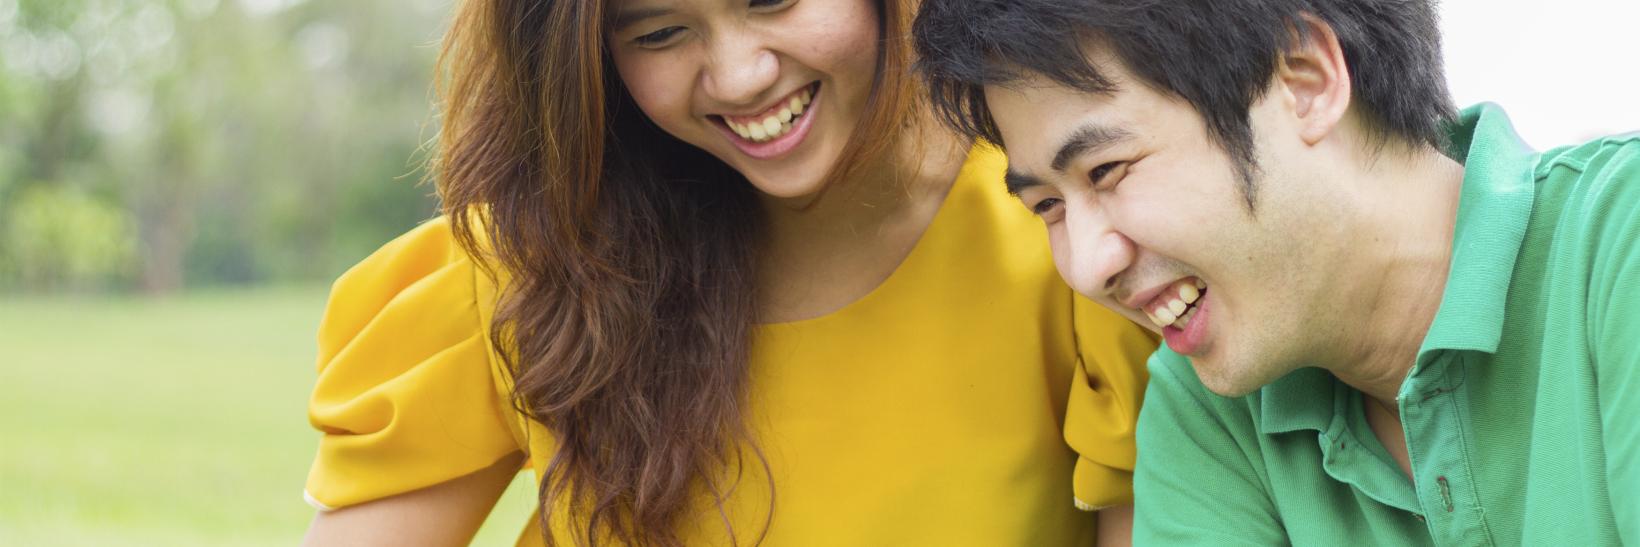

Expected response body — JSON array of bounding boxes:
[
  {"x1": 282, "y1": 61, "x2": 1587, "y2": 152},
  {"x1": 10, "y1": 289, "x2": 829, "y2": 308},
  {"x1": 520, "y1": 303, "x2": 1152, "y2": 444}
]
[
  {"x1": 1, "y1": 183, "x2": 136, "y2": 289},
  {"x1": 0, "y1": 0, "x2": 449, "y2": 293}
]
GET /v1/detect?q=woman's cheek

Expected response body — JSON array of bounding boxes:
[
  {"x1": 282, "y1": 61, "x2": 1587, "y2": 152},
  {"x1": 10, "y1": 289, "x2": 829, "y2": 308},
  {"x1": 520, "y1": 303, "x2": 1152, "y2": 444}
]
[{"x1": 616, "y1": 57, "x2": 694, "y2": 134}]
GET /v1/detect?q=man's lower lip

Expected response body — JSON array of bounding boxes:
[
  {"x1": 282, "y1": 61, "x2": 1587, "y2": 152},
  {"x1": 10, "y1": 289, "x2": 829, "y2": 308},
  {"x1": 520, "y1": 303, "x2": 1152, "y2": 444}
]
[{"x1": 1162, "y1": 297, "x2": 1209, "y2": 354}]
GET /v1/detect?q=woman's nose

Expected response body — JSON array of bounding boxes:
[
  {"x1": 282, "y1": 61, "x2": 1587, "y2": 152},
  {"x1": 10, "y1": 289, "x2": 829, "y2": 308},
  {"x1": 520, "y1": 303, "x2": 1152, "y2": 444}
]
[{"x1": 701, "y1": 33, "x2": 779, "y2": 106}]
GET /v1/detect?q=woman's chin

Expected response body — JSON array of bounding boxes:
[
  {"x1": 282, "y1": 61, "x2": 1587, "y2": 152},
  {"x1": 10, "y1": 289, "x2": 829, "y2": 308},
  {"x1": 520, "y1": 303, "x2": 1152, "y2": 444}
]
[
  {"x1": 746, "y1": 175, "x2": 829, "y2": 205},
  {"x1": 704, "y1": 128, "x2": 852, "y2": 205},
  {"x1": 734, "y1": 156, "x2": 834, "y2": 203}
]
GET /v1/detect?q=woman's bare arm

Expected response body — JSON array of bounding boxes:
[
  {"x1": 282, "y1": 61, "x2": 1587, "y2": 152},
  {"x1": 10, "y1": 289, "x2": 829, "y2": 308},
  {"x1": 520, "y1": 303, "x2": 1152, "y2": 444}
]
[
  {"x1": 1097, "y1": 504, "x2": 1134, "y2": 547},
  {"x1": 302, "y1": 452, "x2": 526, "y2": 547}
]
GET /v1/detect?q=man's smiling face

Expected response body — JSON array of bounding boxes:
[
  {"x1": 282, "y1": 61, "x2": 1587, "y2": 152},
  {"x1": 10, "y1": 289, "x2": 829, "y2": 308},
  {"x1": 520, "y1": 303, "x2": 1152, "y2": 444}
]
[{"x1": 986, "y1": 50, "x2": 1352, "y2": 396}]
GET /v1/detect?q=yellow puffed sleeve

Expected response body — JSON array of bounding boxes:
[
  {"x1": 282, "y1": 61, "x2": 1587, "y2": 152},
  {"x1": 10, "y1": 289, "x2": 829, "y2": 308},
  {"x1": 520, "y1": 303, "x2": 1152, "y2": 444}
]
[
  {"x1": 304, "y1": 217, "x2": 522, "y2": 511},
  {"x1": 1065, "y1": 294, "x2": 1158, "y2": 510}
]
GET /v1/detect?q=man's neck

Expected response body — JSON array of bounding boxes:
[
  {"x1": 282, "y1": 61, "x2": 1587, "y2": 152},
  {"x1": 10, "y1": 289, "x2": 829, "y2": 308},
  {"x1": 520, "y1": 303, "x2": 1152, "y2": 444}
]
[{"x1": 1325, "y1": 145, "x2": 1466, "y2": 405}]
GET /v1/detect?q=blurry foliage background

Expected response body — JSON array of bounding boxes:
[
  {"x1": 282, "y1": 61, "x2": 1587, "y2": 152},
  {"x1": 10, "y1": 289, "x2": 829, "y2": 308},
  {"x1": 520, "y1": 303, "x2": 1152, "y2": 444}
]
[
  {"x1": 0, "y1": 0, "x2": 448, "y2": 294},
  {"x1": 0, "y1": 0, "x2": 540, "y2": 544}
]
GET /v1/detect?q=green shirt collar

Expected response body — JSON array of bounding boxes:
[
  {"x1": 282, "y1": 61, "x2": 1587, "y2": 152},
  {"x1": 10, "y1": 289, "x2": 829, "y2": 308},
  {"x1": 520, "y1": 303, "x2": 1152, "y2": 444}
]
[
  {"x1": 1260, "y1": 368, "x2": 1334, "y2": 434},
  {"x1": 1258, "y1": 103, "x2": 1538, "y2": 435},
  {"x1": 1416, "y1": 103, "x2": 1539, "y2": 358}
]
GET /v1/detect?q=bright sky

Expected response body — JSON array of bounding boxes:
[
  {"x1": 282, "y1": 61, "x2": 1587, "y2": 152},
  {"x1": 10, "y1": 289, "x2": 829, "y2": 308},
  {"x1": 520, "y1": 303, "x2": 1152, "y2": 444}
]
[{"x1": 1440, "y1": 0, "x2": 1640, "y2": 149}]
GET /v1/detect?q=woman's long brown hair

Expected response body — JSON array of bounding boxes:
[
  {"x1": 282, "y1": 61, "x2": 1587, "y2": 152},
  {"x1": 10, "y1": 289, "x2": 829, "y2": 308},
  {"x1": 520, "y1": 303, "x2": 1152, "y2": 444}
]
[{"x1": 433, "y1": 0, "x2": 921, "y2": 544}]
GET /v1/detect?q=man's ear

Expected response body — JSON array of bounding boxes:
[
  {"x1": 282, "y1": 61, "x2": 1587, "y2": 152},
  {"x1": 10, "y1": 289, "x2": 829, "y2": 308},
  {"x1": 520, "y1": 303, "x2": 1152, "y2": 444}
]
[{"x1": 1275, "y1": 13, "x2": 1352, "y2": 146}]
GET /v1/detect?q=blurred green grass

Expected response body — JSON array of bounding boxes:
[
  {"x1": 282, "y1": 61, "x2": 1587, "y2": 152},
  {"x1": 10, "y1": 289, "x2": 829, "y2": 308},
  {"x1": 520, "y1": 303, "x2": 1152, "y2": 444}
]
[{"x1": 0, "y1": 287, "x2": 536, "y2": 546}]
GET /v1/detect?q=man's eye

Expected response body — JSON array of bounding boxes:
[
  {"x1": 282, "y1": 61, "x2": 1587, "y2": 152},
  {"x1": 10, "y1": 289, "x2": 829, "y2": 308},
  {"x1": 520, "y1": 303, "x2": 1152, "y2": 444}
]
[
  {"x1": 1031, "y1": 198, "x2": 1063, "y2": 216},
  {"x1": 750, "y1": 0, "x2": 793, "y2": 8},
  {"x1": 1089, "y1": 161, "x2": 1127, "y2": 188},
  {"x1": 634, "y1": 26, "x2": 685, "y2": 47}
]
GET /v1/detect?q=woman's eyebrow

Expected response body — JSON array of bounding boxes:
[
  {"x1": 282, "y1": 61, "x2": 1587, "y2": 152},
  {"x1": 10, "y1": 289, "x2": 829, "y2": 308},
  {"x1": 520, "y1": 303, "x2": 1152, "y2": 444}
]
[{"x1": 611, "y1": 6, "x2": 672, "y2": 32}]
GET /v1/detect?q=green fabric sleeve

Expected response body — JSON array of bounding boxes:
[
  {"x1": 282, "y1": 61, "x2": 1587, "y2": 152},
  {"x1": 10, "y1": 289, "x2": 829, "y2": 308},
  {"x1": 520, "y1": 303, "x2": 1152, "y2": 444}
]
[
  {"x1": 1132, "y1": 352, "x2": 1287, "y2": 545},
  {"x1": 1591, "y1": 144, "x2": 1640, "y2": 545}
]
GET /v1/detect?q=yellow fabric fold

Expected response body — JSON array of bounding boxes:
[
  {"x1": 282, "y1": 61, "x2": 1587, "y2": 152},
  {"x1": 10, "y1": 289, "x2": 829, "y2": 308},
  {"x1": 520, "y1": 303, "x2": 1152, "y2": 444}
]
[
  {"x1": 1066, "y1": 293, "x2": 1157, "y2": 510},
  {"x1": 305, "y1": 218, "x2": 520, "y2": 510}
]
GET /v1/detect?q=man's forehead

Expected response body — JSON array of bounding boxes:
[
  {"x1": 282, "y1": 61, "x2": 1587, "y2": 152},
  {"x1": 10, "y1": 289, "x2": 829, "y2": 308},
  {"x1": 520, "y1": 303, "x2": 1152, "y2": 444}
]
[{"x1": 986, "y1": 79, "x2": 1128, "y2": 168}]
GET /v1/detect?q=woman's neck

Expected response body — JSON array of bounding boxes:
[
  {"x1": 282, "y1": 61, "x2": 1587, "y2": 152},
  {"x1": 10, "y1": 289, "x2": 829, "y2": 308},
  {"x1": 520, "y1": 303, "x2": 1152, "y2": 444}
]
[
  {"x1": 754, "y1": 123, "x2": 970, "y2": 323},
  {"x1": 759, "y1": 123, "x2": 969, "y2": 236}
]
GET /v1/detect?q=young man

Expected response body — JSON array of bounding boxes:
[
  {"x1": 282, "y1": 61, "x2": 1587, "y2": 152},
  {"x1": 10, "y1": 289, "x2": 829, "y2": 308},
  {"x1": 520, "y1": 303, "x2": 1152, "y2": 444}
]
[{"x1": 913, "y1": 1, "x2": 1638, "y2": 544}]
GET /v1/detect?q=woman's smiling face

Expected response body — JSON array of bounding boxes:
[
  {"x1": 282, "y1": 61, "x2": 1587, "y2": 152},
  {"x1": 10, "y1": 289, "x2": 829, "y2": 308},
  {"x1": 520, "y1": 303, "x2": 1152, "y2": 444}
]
[{"x1": 607, "y1": 0, "x2": 880, "y2": 200}]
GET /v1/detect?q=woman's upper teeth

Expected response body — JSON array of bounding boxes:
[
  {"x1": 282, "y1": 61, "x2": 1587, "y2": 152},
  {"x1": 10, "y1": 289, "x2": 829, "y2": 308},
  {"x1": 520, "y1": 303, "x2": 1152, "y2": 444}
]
[{"x1": 727, "y1": 88, "x2": 813, "y2": 142}]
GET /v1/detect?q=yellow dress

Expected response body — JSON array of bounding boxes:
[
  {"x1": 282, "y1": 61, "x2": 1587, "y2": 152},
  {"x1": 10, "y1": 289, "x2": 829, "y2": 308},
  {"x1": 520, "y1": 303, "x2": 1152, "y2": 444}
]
[{"x1": 304, "y1": 146, "x2": 1156, "y2": 545}]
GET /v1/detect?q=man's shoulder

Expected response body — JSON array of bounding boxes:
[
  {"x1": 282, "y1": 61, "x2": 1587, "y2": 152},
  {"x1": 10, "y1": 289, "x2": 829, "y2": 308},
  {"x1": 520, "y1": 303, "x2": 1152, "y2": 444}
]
[
  {"x1": 1535, "y1": 132, "x2": 1640, "y2": 180},
  {"x1": 1527, "y1": 132, "x2": 1640, "y2": 275},
  {"x1": 1513, "y1": 132, "x2": 1640, "y2": 357},
  {"x1": 1531, "y1": 132, "x2": 1640, "y2": 214}
]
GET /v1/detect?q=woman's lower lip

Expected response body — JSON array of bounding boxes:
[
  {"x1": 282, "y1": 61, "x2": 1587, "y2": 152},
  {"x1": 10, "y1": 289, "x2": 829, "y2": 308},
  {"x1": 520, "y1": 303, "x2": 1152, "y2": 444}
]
[{"x1": 719, "y1": 87, "x2": 818, "y2": 160}]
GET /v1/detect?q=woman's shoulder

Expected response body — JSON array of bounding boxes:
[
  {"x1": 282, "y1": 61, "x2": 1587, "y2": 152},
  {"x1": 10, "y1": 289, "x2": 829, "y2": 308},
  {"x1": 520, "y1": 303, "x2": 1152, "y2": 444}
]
[
  {"x1": 306, "y1": 215, "x2": 523, "y2": 510},
  {"x1": 337, "y1": 215, "x2": 488, "y2": 287},
  {"x1": 314, "y1": 214, "x2": 505, "y2": 393},
  {"x1": 949, "y1": 143, "x2": 1041, "y2": 235},
  {"x1": 912, "y1": 143, "x2": 1052, "y2": 277},
  {"x1": 318, "y1": 216, "x2": 501, "y2": 357}
]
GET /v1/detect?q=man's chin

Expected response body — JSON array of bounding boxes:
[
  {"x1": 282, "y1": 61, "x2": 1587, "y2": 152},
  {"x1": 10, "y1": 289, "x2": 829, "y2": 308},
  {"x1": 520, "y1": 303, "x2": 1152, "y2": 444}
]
[{"x1": 1189, "y1": 358, "x2": 1267, "y2": 397}]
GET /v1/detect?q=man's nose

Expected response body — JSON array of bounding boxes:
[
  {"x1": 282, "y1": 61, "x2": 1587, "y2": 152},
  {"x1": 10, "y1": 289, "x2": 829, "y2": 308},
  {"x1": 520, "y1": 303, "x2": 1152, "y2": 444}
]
[{"x1": 1067, "y1": 211, "x2": 1136, "y2": 299}]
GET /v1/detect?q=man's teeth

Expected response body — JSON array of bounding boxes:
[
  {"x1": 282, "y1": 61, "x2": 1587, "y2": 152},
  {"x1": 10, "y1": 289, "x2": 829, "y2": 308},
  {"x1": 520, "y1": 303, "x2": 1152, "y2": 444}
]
[
  {"x1": 727, "y1": 88, "x2": 812, "y2": 143},
  {"x1": 1146, "y1": 279, "x2": 1205, "y2": 330},
  {"x1": 1180, "y1": 283, "x2": 1199, "y2": 303},
  {"x1": 1176, "y1": 305, "x2": 1200, "y2": 329}
]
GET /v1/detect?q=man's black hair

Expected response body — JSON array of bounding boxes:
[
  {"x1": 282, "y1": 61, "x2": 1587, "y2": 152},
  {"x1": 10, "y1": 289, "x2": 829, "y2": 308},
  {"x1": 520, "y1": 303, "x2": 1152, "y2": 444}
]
[{"x1": 913, "y1": 0, "x2": 1457, "y2": 204}]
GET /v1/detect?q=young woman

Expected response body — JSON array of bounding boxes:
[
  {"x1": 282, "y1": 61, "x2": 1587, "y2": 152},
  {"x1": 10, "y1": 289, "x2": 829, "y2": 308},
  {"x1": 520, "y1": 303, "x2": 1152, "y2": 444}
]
[{"x1": 300, "y1": 0, "x2": 1155, "y2": 545}]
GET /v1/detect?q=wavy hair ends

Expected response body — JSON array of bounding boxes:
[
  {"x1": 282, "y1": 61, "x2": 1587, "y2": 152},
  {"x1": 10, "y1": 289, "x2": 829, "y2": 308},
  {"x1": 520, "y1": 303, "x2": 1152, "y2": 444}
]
[{"x1": 431, "y1": 0, "x2": 922, "y2": 545}]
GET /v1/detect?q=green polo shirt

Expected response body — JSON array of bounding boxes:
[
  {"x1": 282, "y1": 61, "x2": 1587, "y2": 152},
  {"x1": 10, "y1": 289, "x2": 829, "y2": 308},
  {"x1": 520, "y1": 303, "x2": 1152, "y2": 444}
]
[{"x1": 1132, "y1": 103, "x2": 1640, "y2": 545}]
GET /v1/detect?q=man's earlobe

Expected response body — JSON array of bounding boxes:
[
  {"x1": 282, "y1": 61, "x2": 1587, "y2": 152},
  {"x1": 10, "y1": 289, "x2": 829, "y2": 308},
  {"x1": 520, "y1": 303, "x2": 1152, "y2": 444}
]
[{"x1": 1277, "y1": 13, "x2": 1352, "y2": 146}]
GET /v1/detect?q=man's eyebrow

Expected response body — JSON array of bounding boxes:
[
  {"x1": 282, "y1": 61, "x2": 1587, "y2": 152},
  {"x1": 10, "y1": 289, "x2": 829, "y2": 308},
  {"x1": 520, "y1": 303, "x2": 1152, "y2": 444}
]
[
  {"x1": 1004, "y1": 170, "x2": 1043, "y2": 196},
  {"x1": 1050, "y1": 124, "x2": 1133, "y2": 173},
  {"x1": 610, "y1": 7, "x2": 671, "y2": 32},
  {"x1": 1003, "y1": 123, "x2": 1132, "y2": 195}
]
